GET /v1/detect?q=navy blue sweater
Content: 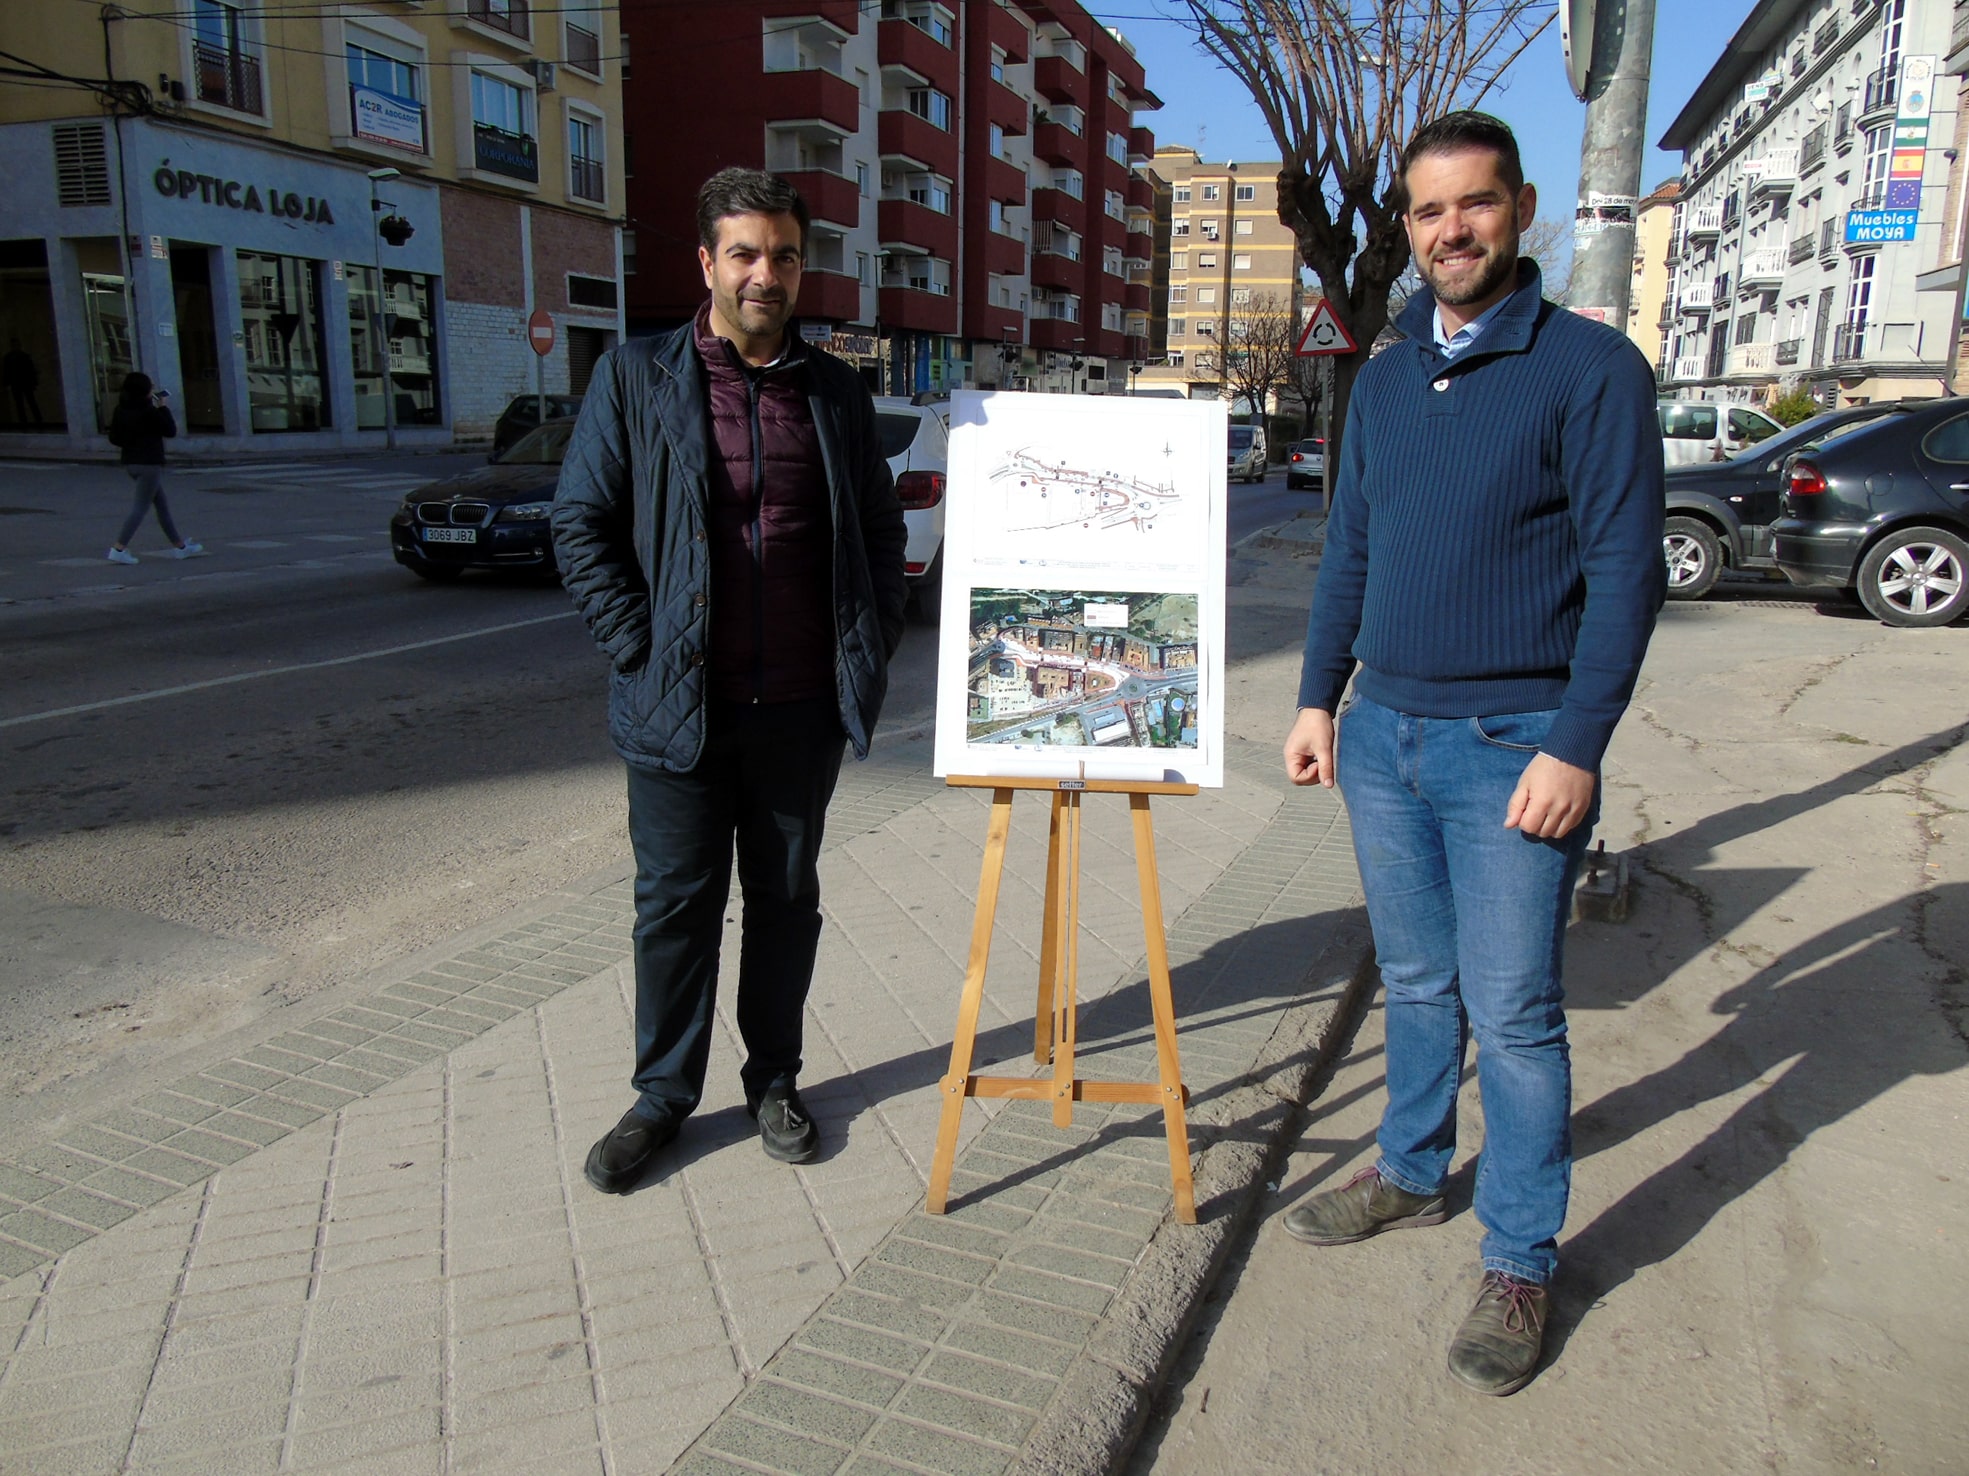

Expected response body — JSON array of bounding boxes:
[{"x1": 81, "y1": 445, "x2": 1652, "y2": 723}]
[{"x1": 1299, "y1": 263, "x2": 1666, "y2": 772}]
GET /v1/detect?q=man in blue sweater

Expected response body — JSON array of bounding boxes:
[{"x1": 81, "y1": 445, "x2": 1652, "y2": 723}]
[{"x1": 1281, "y1": 112, "x2": 1665, "y2": 1395}]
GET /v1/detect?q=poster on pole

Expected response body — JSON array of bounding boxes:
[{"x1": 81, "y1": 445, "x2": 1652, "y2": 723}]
[{"x1": 933, "y1": 391, "x2": 1227, "y2": 788}]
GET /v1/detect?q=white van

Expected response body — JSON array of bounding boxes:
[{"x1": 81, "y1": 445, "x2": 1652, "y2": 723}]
[
  {"x1": 1657, "y1": 399, "x2": 1784, "y2": 466},
  {"x1": 1227, "y1": 423, "x2": 1267, "y2": 483}
]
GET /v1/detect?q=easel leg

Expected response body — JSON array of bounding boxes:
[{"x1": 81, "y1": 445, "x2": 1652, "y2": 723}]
[
  {"x1": 927, "y1": 788, "x2": 1015, "y2": 1214},
  {"x1": 1034, "y1": 792, "x2": 1066, "y2": 1064},
  {"x1": 1053, "y1": 790, "x2": 1083, "y2": 1129},
  {"x1": 1131, "y1": 794, "x2": 1196, "y2": 1224}
]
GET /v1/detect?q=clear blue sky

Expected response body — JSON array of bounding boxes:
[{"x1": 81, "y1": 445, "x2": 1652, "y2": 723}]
[{"x1": 1101, "y1": 0, "x2": 1762, "y2": 263}]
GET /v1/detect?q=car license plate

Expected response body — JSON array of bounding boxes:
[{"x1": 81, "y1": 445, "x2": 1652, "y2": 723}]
[{"x1": 421, "y1": 527, "x2": 476, "y2": 544}]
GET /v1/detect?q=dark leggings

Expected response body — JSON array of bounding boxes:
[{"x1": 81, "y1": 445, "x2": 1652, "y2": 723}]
[{"x1": 116, "y1": 466, "x2": 182, "y2": 548}]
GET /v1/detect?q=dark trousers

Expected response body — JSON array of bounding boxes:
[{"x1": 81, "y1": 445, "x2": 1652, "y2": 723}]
[{"x1": 625, "y1": 697, "x2": 846, "y2": 1122}]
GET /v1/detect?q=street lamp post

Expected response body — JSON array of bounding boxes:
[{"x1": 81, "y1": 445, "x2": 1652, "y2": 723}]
[{"x1": 367, "y1": 167, "x2": 401, "y2": 453}]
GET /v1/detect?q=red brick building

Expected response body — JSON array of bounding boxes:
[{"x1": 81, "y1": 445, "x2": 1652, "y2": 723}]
[{"x1": 617, "y1": 0, "x2": 1158, "y2": 394}]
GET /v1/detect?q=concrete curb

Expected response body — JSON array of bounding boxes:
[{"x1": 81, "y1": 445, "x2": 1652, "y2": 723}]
[{"x1": 1010, "y1": 921, "x2": 1375, "y2": 1476}]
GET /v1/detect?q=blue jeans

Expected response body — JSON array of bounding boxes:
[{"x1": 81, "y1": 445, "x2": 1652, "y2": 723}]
[{"x1": 1336, "y1": 694, "x2": 1596, "y2": 1284}]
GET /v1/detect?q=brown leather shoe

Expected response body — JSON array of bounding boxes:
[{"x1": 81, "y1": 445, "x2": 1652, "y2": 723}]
[
  {"x1": 1281, "y1": 1165, "x2": 1447, "y2": 1246},
  {"x1": 1447, "y1": 1271, "x2": 1550, "y2": 1395}
]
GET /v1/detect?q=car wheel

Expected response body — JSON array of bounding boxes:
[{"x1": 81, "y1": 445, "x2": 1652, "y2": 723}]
[
  {"x1": 1855, "y1": 527, "x2": 1969, "y2": 627},
  {"x1": 411, "y1": 563, "x2": 465, "y2": 583},
  {"x1": 1662, "y1": 516, "x2": 1723, "y2": 601}
]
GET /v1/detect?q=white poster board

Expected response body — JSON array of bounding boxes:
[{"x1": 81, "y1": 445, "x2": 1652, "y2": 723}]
[{"x1": 933, "y1": 391, "x2": 1228, "y2": 787}]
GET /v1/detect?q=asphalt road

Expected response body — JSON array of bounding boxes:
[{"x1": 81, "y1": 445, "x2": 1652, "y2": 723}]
[{"x1": 0, "y1": 450, "x2": 941, "y2": 1150}]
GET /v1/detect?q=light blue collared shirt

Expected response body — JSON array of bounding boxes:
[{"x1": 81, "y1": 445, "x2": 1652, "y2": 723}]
[{"x1": 1432, "y1": 292, "x2": 1513, "y2": 358}]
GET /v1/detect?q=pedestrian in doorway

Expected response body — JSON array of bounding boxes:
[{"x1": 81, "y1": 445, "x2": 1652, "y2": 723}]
[
  {"x1": 1280, "y1": 112, "x2": 1665, "y2": 1395},
  {"x1": 106, "y1": 372, "x2": 202, "y2": 564},
  {"x1": 2, "y1": 339, "x2": 43, "y2": 428},
  {"x1": 552, "y1": 168, "x2": 907, "y2": 1192}
]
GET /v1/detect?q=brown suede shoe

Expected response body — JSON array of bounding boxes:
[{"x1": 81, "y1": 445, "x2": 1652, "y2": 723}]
[
  {"x1": 1447, "y1": 1271, "x2": 1550, "y2": 1396},
  {"x1": 1281, "y1": 1165, "x2": 1448, "y2": 1246}
]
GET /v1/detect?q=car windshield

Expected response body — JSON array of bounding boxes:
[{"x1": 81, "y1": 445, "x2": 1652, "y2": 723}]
[
  {"x1": 1228, "y1": 428, "x2": 1255, "y2": 450},
  {"x1": 496, "y1": 421, "x2": 573, "y2": 465},
  {"x1": 1295, "y1": 440, "x2": 1322, "y2": 454},
  {"x1": 875, "y1": 412, "x2": 923, "y2": 460},
  {"x1": 1726, "y1": 407, "x2": 1902, "y2": 465}
]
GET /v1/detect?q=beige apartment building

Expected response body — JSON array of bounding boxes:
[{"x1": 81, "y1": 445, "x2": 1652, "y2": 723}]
[
  {"x1": 0, "y1": 0, "x2": 624, "y2": 453},
  {"x1": 1626, "y1": 179, "x2": 1681, "y2": 371},
  {"x1": 1135, "y1": 146, "x2": 1300, "y2": 399}
]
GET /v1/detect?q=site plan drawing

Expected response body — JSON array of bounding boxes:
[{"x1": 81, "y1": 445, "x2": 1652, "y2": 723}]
[{"x1": 935, "y1": 391, "x2": 1226, "y2": 786}]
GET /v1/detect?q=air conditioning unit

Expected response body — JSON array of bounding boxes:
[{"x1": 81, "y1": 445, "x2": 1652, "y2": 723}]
[{"x1": 530, "y1": 60, "x2": 556, "y2": 91}]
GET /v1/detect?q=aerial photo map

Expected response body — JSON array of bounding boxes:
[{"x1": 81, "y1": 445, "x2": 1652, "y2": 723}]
[{"x1": 965, "y1": 589, "x2": 1200, "y2": 749}]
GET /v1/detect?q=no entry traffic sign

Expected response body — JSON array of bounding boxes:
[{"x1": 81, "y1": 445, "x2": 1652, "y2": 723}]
[{"x1": 527, "y1": 308, "x2": 555, "y2": 357}]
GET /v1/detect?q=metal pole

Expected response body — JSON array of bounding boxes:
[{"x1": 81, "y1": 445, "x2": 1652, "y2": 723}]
[
  {"x1": 1319, "y1": 357, "x2": 1333, "y2": 515},
  {"x1": 1571, "y1": 0, "x2": 1659, "y2": 325},
  {"x1": 371, "y1": 186, "x2": 396, "y2": 453}
]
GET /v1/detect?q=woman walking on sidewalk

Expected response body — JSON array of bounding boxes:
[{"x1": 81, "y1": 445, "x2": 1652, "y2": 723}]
[{"x1": 106, "y1": 372, "x2": 202, "y2": 564}]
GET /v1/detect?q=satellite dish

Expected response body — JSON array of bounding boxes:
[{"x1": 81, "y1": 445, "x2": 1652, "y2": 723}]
[{"x1": 1561, "y1": 0, "x2": 1596, "y2": 100}]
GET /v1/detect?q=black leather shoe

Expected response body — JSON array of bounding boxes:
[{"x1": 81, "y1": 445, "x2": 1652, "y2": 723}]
[
  {"x1": 583, "y1": 1105, "x2": 677, "y2": 1193},
  {"x1": 749, "y1": 1081, "x2": 819, "y2": 1164}
]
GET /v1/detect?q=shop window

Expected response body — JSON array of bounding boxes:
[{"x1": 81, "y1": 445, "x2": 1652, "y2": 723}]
[
  {"x1": 471, "y1": 70, "x2": 537, "y2": 182},
  {"x1": 238, "y1": 251, "x2": 331, "y2": 432},
  {"x1": 568, "y1": 110, "x2": 605, "y2": 203},
  {"x1": 347, "y1": 264, "x2": 439, "y2": 430},
  {"x1": 0, "y1": 239, "x2": 67, "y2": 432},
  {"x1": 194, "y1": 0, "x2": 263, "y2": 114}
]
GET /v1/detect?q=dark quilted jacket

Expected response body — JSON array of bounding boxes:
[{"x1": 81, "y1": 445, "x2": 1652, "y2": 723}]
[
  {"x1": 550, "y1": 320, "x2": 907, "y2": 771},
  {"x1": 694, "y1": 312, "x2": 833, "y2": 703}
]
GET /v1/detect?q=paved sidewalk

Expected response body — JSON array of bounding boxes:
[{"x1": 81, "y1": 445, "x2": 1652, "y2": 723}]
[{"x1": 0, "y1": 530, "x2": 1370, "y2": 1475}]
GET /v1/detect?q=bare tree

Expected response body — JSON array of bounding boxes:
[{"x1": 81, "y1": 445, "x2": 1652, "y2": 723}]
[
  {"x1": 1386, "y1": 216, "x2": 1570, "y2": 320},
  {"x1": 1201, "y1": 291, "x2": 1303, "y2": 425},
  {"x1": 1177, "y1": 0, "x2": 1553, "y2": 451}
]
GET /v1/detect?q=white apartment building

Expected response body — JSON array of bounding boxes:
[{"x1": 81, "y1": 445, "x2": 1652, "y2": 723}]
[{"x1": 1658, "y1": 0, "x2": 1959, "y2": 405}]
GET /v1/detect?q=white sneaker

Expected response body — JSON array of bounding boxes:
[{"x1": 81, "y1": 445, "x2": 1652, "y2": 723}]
[
  {"x1": 107, "y1": 547, "x2": 138, "y2": 565},
  {"x1": 170, "y1": 542, "x2": 206, "y2": 559}
]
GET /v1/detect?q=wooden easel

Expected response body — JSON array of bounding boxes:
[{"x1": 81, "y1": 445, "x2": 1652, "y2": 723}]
[{"x1": 925, "y1": 773, "x2": 1201, "y2": 1224}]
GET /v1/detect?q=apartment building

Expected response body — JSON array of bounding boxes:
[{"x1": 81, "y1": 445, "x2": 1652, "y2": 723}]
[
  {"x1": 0, "y1": 0, "x2": 626, "y2": 453},
  {"x1": 1656, "y1": 0, "x2": 1958, "y2": 407},
  {"x1": 1133, "y1": 147, "x2": 1301, "y2": 401},
  {"x1": 1626, "y1": 180, "x2": 1681, "y2": 371},
  {"x1": 616, "y1": 0, "x2": 1158, "y2": 395}
]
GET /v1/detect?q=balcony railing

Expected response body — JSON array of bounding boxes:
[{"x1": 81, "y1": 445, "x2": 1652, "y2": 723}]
[
  {"x1": 1776, "y1": 339, "x2": 1801, "y2": 366},
  {"x1": 1832, "y1": 321, "x2": 1868, "y2": 362},
  {"x1": 1861, "y1": 64, "x2": 1898, "y2": 116},
  {"x1": 1678, "y1": 281, "x2": 1715, "y2": 313},
  {"x1": 472, "y1": 122, "x2": 538, "y2": 182},
  {"x1": 1789, "y1": 235, "x2": 1816, "y2": 263},
  {"x1": 1748, "y1": 147, "x2": 1798, "y2": 193},
  {"x1": 1820, "y1": 219, "x2": 1838, "y2": 256},
  {"x1": 1741, "y1": 248, "x2": 1787, "y2": 282},
  {"x1": 194, "y1": 40, "x2": 262, "y2": 113},
  {"x1": 467, "y1": 0, "x2": 529, "y2": 39},
  {"x1": 1671, "y1": 355, "x2": 1704, "y2": 380},
  {"x1": 569, "y1": 155, "x2": 604, "y2": 202},
  {"x1": 565, "y1": 22, "x2": 600, "y2": 74},
  {"x1": 1801, "y1": 123, "x2": 1828, "y2": 172},
  {"x1": 1728, "y1": 342, "x2": 1775, "y2": 375},
  {"x1": 1684, "y1": 204, "x2": 1723, "y2": 239}
]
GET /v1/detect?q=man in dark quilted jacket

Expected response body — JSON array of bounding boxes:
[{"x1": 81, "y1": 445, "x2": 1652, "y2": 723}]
[{"x1": 552, "y1": 168, "x2": 907, "y2": 1191}]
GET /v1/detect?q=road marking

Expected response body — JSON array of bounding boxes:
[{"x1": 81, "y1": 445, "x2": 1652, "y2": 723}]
[
  {"x1": 228, "y1": 539, "x2": 290, "y2": 548},
  {"x1": 304, "y1": 533, "x2": 367, "y2": 542},
  {"x1": 0, "y1": 611, "x2": 583, "y2": 730}
]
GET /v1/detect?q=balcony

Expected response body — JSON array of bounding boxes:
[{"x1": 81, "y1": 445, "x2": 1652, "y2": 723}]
[
  {"x1": 465, "y1": 0, "x2": 528, "y2": 39},
  {"x1": 984, "y1": 155, "x2": 1026, "y2": 205},
  {"x1": 781, "y1": 169, "x2": 860, "y2": 228},
  {"x1": 980, "y1": 229, "x2": 1026, "y2": 278},
  {"x1": 1030, "y1": 186, "x2": 1084, "y2": 231},
  {"x1": 1030, "y1": 318, "x2": 1086, "y2": 353},
  {"x1": 569, "y1": 155, "x2": 605, "y2": 203},
  {"x1": 761, "y1": 0, "x2": 861, "y2": 27},
  {"x1": 1820, "y1": 219, "x2": 1838, "y2": 257},
  {"x1": 878, "y1": 110, "x2": 957, "y2": 173},
  {"x1": 194, "y1": 40, "x2": 262, "y2": 114},
  {"x1": 1748, "y1": 147, "x2": 1798, "y2": 195},
  {"x1": 877, "y1": 197, "x2": 958, "y2": 257},
  {"x1": 1776, "y1": 338, "x2": 1802, "y2": 366},
  {"x1": 1684, "y1": 204, "x2": 1723, "y2": 239},
  {"x1": 1832, "y1": 321, "x2": 1868, "y2": 362},
  {"x1": 877, "y1": 17, "x2": 958, "y2": 89},
  {"x1": 1727, "y1": 342, "x2": 1775, "y2": 376},
  {"x1": 1031, "y1": 251, "x2": 1082, "y2": 291},
  {"x1": 564, "y1": 21, "x2": 601, "y2": 75},
  {"x1": 1032, "y1": 120, "x2": 1081, "y2": 167},
  {"x1": 1678, "y1": 281, "x2": 1715, "y2": 313},
  {"x1": 799, "y1": 269, "x2": 862, "y2": 322},
  {"x1": 766, "y1": 68, "x2": 859, "y2": 138},
  {"x1": 1129, "y1": 125, "x2": 1156, "y2": 162},
  {"x1": 1671, "y1": 355, "x2": 1705, "y2": 380},
  {"x1": 472, "y1": 123, "x2": 538, "y2": 183},
  {"x1": 1033, "y1": 53, "x2": 1086, "y2": 105},
  {"x1": 1861, "y1": 65, "x2": 1898, "y2": 119},
  {"x1": 1123, "y1": 281, "x2": 1150, "y2": 312},
  {"x1": 1789, "y1": 235, "x2": 1816, "y2": 264},
  {"x1": 1741, "y1": 248, "x2": 1786, "y2": 284},
  {"x1": 986, "y1": 0, "x2": 1029, "y2": 61},
  {"x1": 879, "y1": 284, "x2": 958, "y2": 334},
  {"x1": 1801, "y1": 123, "x2": 1828, "y2": 173},
  {"x1": 1097, "y1": 210, "x2": 1128, "y2": 252},
  {"x1": 1127, "y1": 172, "x2": 1152, "y2": 210},
  {"x1": 982, "y1": 77, "x2": 1027, "y2": 135}
]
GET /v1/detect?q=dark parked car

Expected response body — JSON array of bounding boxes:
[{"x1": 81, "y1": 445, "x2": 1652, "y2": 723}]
[
  {"x1": 1661, "y1": 401, "x2": 1916, "y2": 599},
  {"x1": 1286, "y1": 437, "x2": 1326, "y2": 491},
  {"x1": 1773, "y1": 397, "x2": 1969, "y2": 627},
  {"x1": 390, "y1": 419, "x2": 569, "y2": 582},
  {"x1": 490, "y1": 393, "x2": 582, "y2": 458}
]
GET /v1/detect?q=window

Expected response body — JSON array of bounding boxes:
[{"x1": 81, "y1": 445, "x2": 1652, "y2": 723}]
[
  {"x1": 989, "y1": 199, "x2": 1007, "y2": 233},
  {"x1": 465, "y1": 0, "x2": 529, "y2": 40},
  {"x1": 1105, "y1": 190, "x2": 1125, "y2": 220},
  {"x1": 1860, "y1": 124, "x2": 1890, "y2": 205},
  {"x1": 1171, "y1": 252, "x2": 1187, "y2": 271},
  {"x1": 1234, "y1": 218, "x2": 1253, "y2": 236},
  {"x1": 1231, "y1": 287, "x2": 1250, "y2": 305},
  {"x1": 622, "y1": 230, "x2": 637, "y2": 275},
  {"x1": 1199, "y1": 220, "x2": 1219, "y2": 240},
  {"x1": 1058, "y1": 170, "x2": 1083, "y2": 200},
  {"x1": 1196, "y1": 318, "x2": 1215, "y2": 336},
  {"x1": 563, "y1": 3, "x2": 601, "y2": 74},
  {"x1": 990, "y1": 48, "x2": 1005, "y2": 83},
  {"x1": 1233, "y1": 254, "x2": 1251, "y2": 270},
  {"x1": 193, "y1": 0, "x2": 262, "y2": 113},
  {"x1": 1169, "y1": 318, "x2": 1186, "y2": 336},
  {"x1": 1172, "y1": 220, "x2": 1189, "y2": 237},
  {"x1": 1168, "y1": 350, "x2": 1183, "y2": 367},
  {"x1": 1196, "y1": 287, "x2": 1216, "y2": 304},
  {"x1": 906, "y1": 174, "x2": 953, "y2": 214},
  {"x1": 989, "y1": 123, "x2": 1005, "y2": 158},
  {"x1": 347, "y1": 264, "x2": 439, "y2": 429},
  {"x1": 856, "y1": 252, "x2": 871, "y2": 285},
  {"x1": 1174, "y1": 186, "x2": 1191, "y2": 203},
  {"x1": 857, "y1": 161, "x2": 870, "y2": 196},
  {"x1": 238, "y1": 252, "x2": 329, "y2": 431},
  {"x1": 1107, "y1": 132, "x2": 1128, "y2": 166},
  {"x1": 1201, "y1": 184, "x2": 1221, "y2": 201},
  {"x1": 345, "y1": 33, "x2": 425, "y2": 152},
  {"x1": 568, "y1": 274, "x2": 616, "y2": 309},
  {"x1": 567, "y1": 109, "x2": 604, "y2": 202},
  {"x1": 908, "y1": 87, "x2": 952, "y2": 129},
  {"x1": 1198, "y1": 253, "x2": 1217, "y2": 269},
  {"x1": 884, "y1": 0, "x2": 953, "y2": 45},
  {"x1": 1170, "y1": 285, "x2": 1187, "y2": 304},
  {"x1": 1234, "y1": 183, "x2": 1255, "y2": 201},
  {"x1": 470, "y1": 70, "x2": 536, "y2": 182},
  {"x1": 1733, "y1": 313, "x2": 1757, "y2": 345}
]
